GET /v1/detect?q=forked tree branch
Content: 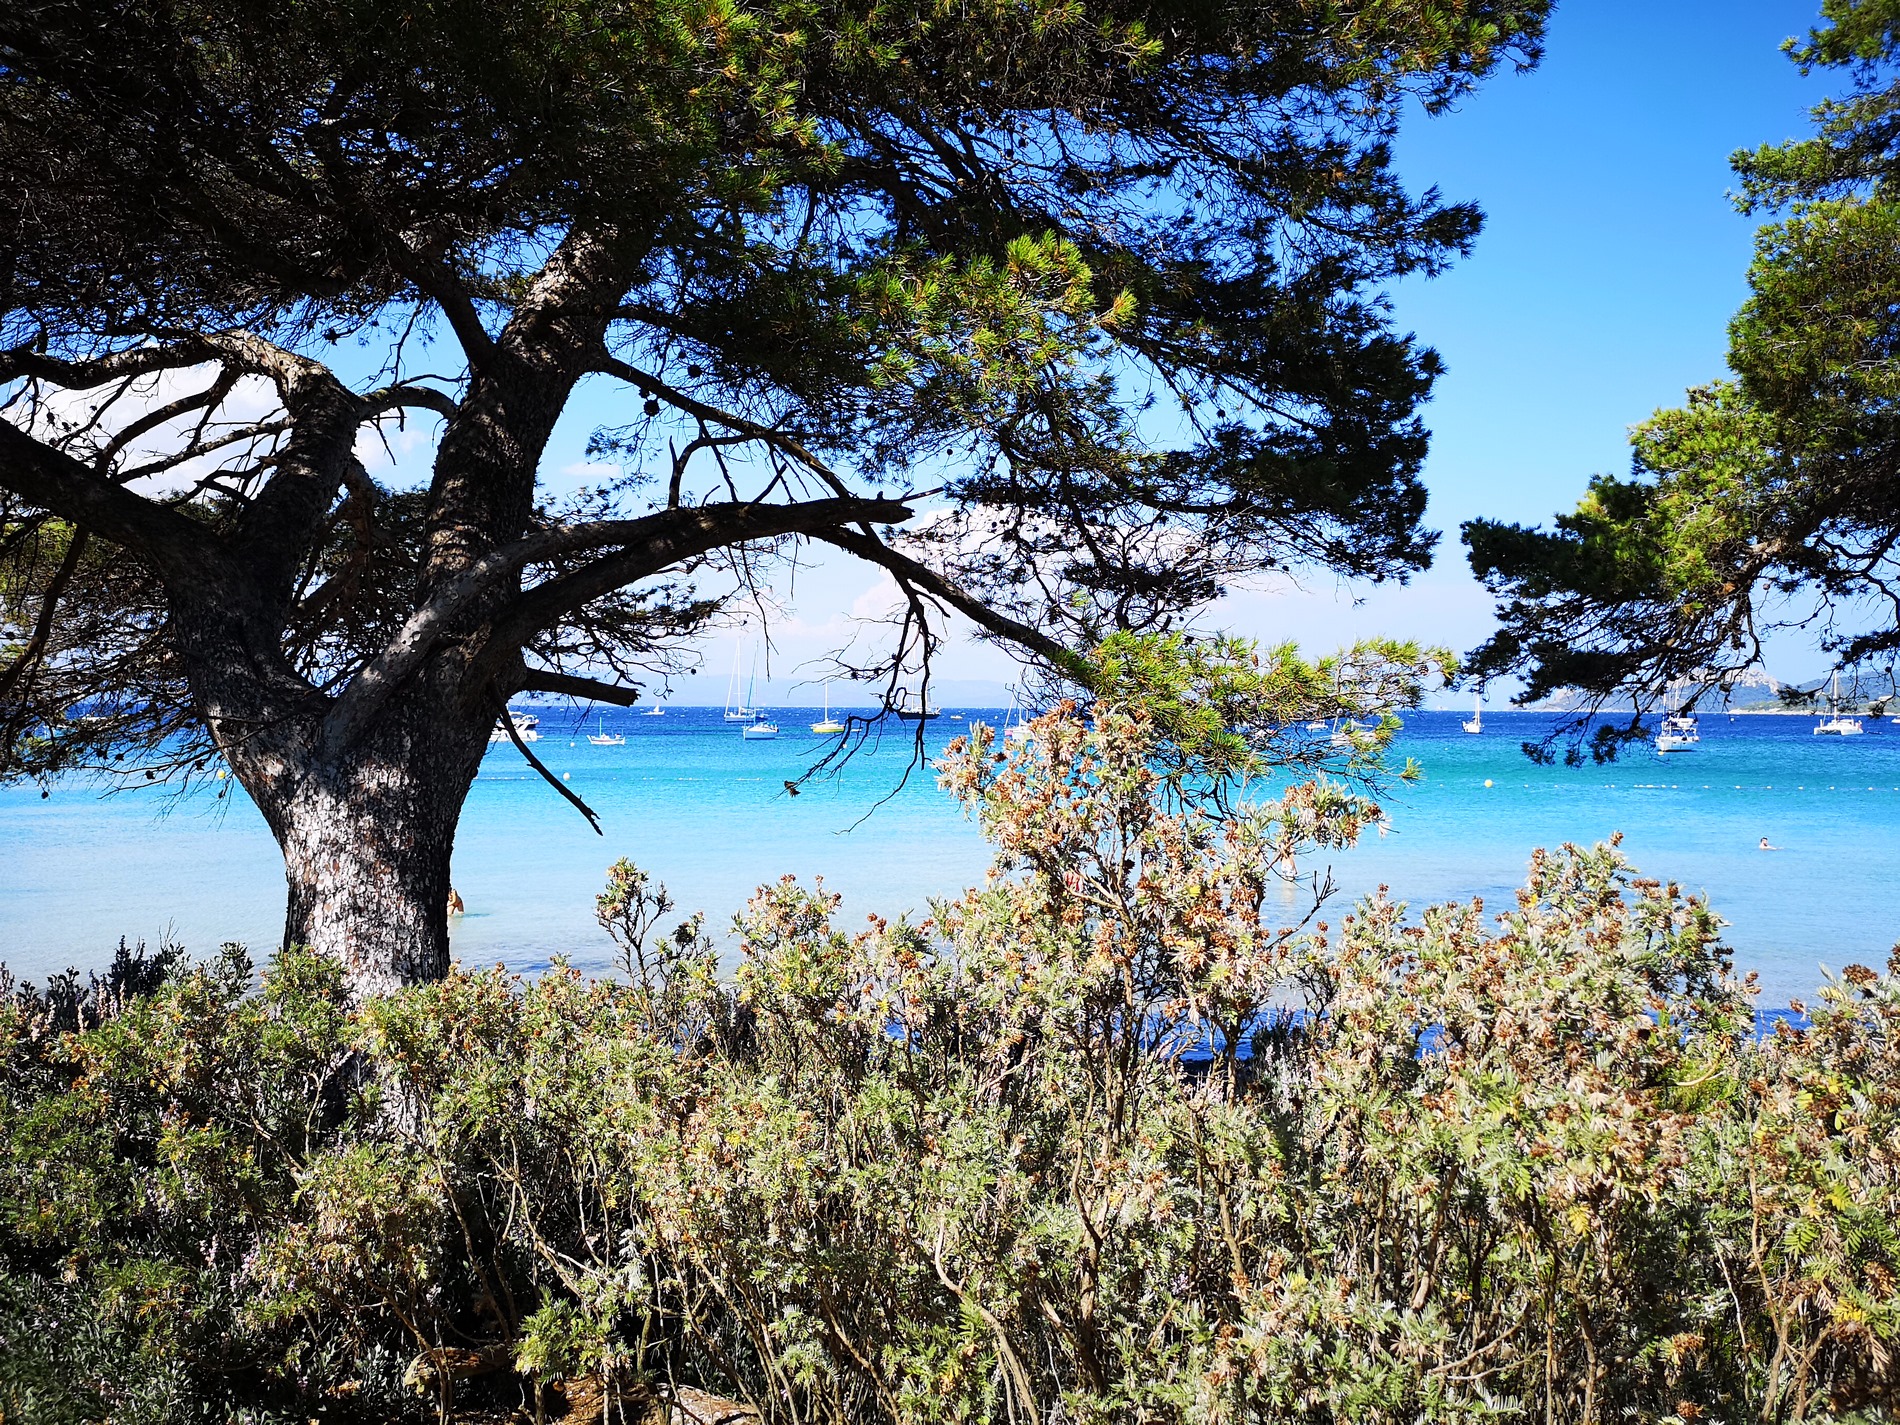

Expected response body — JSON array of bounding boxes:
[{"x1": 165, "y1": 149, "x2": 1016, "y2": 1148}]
[{"x1": 320, "y1": 494, "x2": 913, "y2": 760}]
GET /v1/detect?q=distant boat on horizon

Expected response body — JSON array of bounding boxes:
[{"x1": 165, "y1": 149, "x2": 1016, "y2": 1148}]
[{"x1": 1462, "y1": 692, "x2": 1482, "y2": 735}]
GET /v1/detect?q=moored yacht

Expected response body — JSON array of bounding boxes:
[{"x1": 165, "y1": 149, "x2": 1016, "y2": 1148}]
[{"x1": 490, "y1": 711, "x2": 541, "y2": 744}]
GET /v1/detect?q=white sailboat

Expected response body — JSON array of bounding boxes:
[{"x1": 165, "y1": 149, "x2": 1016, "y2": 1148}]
[
  {"x1": 1657, "y1": 689, "x2": 1699, "y2": 752},
  {"x1": 641, "y1": 702, "x2": 665, "y2": 717},
  {"x1": 722, "y1": 644, "x2": 754, "y2": 721},
  {"x1": 586, "y1": 714, "x2": 625, "y2": 746},
  {"x1": 1661, "y1": 713, "x2": 1699, "y2": 740},
  {"x1": 811, "y1": 682, "x2": 845, "y2": 735},
  {"x1": 1001, "y1": 687, "x2": 1033, "y2": 745},
  {"x1": 1462, "y1": 692, "x2": 1482, "y2": 735},
  {"x1": 1813, "y1": 671, "x2": 1865, "y2": 735},
  {"x1": 740, "y1": 659, "x2": 777, "y2": 738},
  {"x1": 894, "y1": 686, "x2": 940, "y2": 721}
]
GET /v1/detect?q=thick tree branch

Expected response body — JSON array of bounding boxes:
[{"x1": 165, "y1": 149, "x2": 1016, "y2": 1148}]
[
  {"x1": 422, "y1": 224, "x2": 645, "y2": 594},
  {"x1": 0, "y1": 418, "x2": 234, "y2": 591},
  {"x1": 0, "y1": 342, "x2": 215, "y2": 389},
  {"x1": 485, "y1": 496, "x2": 916, "y2": 658},
  {"x1": 361, "y1": 384, "x2": 461, "y2": 422},
  {"x1": 517, "y1": 669, "x2": 646, "y2": 705}
]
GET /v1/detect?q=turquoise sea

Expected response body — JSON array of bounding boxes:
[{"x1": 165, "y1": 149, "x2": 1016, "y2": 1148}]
[{"x1": 3, "y1": 708, "x2": 1897, "y2": 1007}]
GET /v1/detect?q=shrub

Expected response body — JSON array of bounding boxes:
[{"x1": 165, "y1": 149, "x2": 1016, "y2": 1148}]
[{"x1": 1, "y1": 706, "x2": 1896, "y2": 1423}]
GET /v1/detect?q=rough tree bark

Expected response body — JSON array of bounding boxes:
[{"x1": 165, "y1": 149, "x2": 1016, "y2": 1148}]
[{"x1": 262, "y1": 682, "x2": 492, "y2": 994}]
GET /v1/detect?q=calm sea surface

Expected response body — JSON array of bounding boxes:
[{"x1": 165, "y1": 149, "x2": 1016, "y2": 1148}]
[{"x1": 3, "y1": 708, "x2": 1896, "y2": 1007}]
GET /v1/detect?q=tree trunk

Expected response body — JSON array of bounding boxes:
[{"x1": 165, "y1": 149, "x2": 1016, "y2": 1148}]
[
  {"x1": 248, "y1": 685, "x2": 492, "y2": 998},
  {"x1": 279, "y1": 779, "x2": 456, "y2": 995}
]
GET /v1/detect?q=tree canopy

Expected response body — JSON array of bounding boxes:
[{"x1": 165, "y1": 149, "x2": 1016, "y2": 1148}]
[
  {"x1": 1465, "y1": 1, "x2": 1900, "y2": 750},
  {"x1": 0, "y1": 0, "x2": 1546, "y2": 986}
]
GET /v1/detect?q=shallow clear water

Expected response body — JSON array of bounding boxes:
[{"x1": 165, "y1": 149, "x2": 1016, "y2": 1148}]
[{"x1": 2, "y1": 709, "x2": 1895, "y2": 1006}]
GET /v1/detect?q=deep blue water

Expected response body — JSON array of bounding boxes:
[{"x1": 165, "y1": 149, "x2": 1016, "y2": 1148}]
[{"x1": 3, "y1": 708, "x2": 1896, "y2": 1007}]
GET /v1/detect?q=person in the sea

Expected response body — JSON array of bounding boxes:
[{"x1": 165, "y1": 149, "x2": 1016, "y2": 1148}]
[
  {"x1": 1759, "y1": 837, "x2": 1779, "y2": 851},
  {"x1": 447, "y1": 887, "x2": 466, "y2": 915}
]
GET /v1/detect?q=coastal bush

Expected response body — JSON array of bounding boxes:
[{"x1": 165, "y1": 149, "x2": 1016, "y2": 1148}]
[{"x1": 2, "y1": 707, "x2": 1897, "y2": 1423}]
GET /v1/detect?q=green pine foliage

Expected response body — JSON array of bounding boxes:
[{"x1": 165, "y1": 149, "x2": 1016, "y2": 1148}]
[{"x1": 1463, "y1": 4, "x2": 1900, "y2": 734}]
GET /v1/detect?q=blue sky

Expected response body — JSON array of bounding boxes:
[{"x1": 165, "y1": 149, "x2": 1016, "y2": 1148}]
[
  {"x1": 491, "y1": 1, "x2": 1839, "y2": 702},
  {"x1": 1219, "y1": 0, "x2": 1833, "y2": 701}
]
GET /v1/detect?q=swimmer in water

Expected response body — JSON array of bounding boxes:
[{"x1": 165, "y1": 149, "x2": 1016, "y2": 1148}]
[{"x1": 1759, "y1": 837, "x2": 1779, "y2": 851}]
